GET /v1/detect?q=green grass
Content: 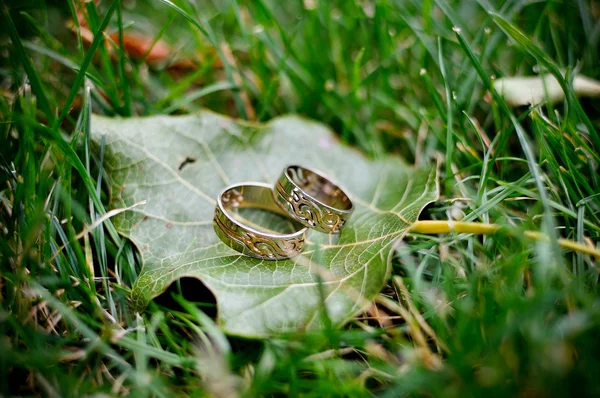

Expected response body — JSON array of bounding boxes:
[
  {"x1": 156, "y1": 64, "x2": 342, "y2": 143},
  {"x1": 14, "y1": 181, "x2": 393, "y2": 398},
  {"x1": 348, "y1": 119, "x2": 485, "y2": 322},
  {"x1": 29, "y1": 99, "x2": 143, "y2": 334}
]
[{"x1": 1, "y1": 0, "x2": 600, "y2": 396}]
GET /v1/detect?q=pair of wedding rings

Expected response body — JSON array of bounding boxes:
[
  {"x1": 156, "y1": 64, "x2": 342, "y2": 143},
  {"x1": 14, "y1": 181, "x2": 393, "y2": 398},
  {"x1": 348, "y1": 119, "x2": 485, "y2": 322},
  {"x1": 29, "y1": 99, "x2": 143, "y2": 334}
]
[{"x1": 213, "y1": 165, "x2": 354, "y2": 260}]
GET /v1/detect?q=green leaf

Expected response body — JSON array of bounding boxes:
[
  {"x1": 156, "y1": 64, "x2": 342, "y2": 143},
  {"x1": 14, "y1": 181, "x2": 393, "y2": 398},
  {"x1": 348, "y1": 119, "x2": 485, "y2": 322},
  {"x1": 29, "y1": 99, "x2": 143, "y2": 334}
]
[{"x1": 91, "y1": 111, "x2": 438, "y2": 337}]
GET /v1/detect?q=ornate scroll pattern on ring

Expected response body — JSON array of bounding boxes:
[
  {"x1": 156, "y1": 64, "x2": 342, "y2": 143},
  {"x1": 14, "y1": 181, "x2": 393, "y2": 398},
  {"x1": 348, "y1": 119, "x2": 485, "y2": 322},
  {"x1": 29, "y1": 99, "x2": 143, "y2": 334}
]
[
  {"x1": 275, "y1": 181, "x2": 344, "y2": 233},
  {"x1": 215, "y1": 207, "x2": 302, "y2": 259}
]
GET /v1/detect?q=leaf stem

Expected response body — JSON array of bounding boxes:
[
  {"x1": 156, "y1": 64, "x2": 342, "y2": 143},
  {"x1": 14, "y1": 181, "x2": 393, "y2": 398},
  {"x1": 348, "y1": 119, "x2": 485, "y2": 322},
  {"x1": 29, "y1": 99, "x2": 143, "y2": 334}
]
[{"x1": 410, "y1": 220, "x2": 600, "y2": 259}]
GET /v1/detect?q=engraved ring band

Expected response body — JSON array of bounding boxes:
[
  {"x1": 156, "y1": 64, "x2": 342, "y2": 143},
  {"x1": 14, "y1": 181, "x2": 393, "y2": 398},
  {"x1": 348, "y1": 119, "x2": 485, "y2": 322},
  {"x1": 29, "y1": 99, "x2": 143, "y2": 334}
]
[
  {"x1": 273, "y1": 165, "x2": 354, "y2": 234},
  {"x1": 214, "y1": 182, "x2": 308, "y2": 260}
]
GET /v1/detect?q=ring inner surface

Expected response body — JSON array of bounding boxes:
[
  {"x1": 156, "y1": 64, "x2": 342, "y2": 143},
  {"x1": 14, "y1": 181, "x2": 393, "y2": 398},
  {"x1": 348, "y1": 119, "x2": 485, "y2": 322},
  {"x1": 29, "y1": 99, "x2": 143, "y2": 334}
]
[
  {"x1": 221, "y1": 185, "x2": 304, "y2": 234},
  {"x1": 286, "y1": 166, "x2": 352, "y2": 210}
]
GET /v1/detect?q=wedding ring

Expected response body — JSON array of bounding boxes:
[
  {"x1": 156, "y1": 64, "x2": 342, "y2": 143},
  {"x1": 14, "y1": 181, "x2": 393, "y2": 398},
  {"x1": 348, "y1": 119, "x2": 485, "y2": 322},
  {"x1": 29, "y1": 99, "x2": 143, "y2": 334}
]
[
  {"x1": 273, "y1": 165, "x2": 354, "y2": 233},
  {"x1": 214, "y1": 182, "x2": 307, "y2": 260}
]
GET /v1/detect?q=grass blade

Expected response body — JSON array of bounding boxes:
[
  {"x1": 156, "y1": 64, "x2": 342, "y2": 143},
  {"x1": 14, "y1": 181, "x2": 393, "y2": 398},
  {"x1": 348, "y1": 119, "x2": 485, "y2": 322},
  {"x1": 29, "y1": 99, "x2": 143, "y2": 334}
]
[
  {"x1": 156, "y1": 0, "x2": 248, "y2": 119},
  {"x1": 116, "y1": 2, "x2": 132, "y2": 116},
  {"x1": 53, "y1": 0, "x2": 119, "y2": 130},
  {"x1": 1, "y1": 4, "x2": 54, "y2": 123},
  {"x1": 490, "y1": 12, "x2": 598, "y2": 145},
  {"x1": 453, "y1": 26, "x2": 563, "y2": 269},
  {"x1": 438, "y1": 37, "x2": 454, "y2": 197}
]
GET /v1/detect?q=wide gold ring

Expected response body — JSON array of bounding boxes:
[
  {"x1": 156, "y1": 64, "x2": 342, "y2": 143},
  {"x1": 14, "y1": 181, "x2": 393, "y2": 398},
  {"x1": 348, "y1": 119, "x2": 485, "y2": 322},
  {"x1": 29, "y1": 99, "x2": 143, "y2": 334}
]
[
  {"x1": 214, "y1": 182, "x2": 307, "y2": 260},
  {"x1": 273, "y1": 165, "x2": 354, "y2": 234}
]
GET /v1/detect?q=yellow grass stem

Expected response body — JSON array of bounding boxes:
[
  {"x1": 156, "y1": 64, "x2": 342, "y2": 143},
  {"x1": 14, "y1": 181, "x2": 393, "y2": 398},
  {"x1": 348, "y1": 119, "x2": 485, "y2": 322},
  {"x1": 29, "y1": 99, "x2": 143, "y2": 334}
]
[{"x1": 409, "y1": 220, "x2": 600, "y2": 260}]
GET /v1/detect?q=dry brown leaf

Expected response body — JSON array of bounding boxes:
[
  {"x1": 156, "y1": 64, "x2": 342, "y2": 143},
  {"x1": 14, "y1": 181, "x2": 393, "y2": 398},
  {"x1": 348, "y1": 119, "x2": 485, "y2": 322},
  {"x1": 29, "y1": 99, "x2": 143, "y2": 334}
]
[
  {"x1": 108, "y1": 32, "x2": 171, "y2": 64},
  {"x1": 493, "y1": 74, "x2": 600, "y2": 107}
]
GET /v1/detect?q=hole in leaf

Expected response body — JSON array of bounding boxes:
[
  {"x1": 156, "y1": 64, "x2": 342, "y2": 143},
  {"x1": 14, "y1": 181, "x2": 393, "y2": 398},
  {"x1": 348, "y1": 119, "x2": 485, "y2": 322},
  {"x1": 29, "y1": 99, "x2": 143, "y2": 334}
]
[
  {"x1": 178, "y1": 156, "x2": 197, "y2": 171},
  {"x1": 6, "y1": 365, "x2": 33, "y2": 396},
  {"x1": 154, "y1": 277, "x2": 217, "y2": 319}
]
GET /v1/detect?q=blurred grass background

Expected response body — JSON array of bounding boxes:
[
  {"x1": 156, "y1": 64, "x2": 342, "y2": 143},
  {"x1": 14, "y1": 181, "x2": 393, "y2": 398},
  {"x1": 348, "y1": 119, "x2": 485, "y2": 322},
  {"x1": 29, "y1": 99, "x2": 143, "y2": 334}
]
[{"x1": 1, "y1": 0, "x2": 599, "y2": 396}]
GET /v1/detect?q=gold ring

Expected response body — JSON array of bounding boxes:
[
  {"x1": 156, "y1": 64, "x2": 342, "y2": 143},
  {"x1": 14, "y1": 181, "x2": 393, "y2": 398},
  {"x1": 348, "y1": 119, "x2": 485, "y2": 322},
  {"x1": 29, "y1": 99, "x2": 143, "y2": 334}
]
[
  {"x1": 214, "y1": 182, "x2": 307, "y2": 260},
  {"x1": 273, "y1": 165, "x2": 354, "y2": 234}
]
